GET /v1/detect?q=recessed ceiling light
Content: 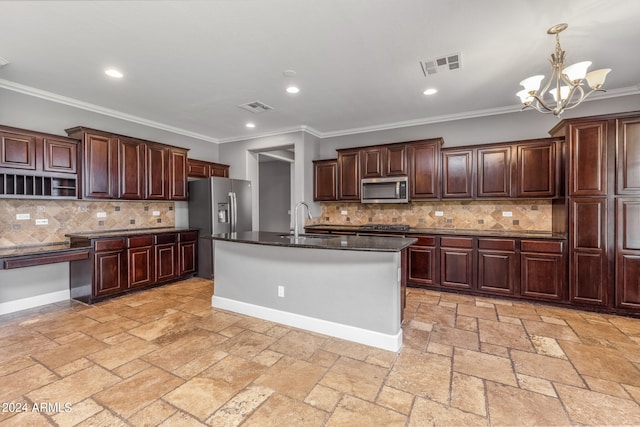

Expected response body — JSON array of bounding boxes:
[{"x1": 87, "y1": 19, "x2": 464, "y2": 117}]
[
  {"x1": 245, "y1": 122, "x2": 256, "y2": 128},
  {"x1": 286, "y1": 86, "x2": 300, "y2": 94},
  {"x1": 105, "y1": 68, "x2": 123, "y2": 78},
  {"x1": 423, "y1": 88, "x2": 438, "y2": 95}
]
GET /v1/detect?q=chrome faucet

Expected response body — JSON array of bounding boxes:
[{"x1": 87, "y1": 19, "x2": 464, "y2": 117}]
[{"x1": 294, "y1": 201, "x2": 313, "y2": 238}]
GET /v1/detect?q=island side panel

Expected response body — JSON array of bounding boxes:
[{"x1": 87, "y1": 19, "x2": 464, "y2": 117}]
[{"x1": 212, "y1": 241, "x2": 402, "y2": 342}]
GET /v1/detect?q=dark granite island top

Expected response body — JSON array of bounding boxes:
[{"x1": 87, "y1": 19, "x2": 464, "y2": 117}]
[{"x1": 210, "y1": 231, "x2": 417, "y2": 252}]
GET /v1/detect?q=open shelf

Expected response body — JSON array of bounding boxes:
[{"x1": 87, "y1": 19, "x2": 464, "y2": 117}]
[{"x1": 0, "y1": 173, "x2": 78, "y2": 199}]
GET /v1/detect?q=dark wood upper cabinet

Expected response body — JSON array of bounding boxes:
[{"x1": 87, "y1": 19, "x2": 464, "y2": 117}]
[
  {"x1": 617, "y1": 117, "x2": 640, "y2": 195},
  {"x1": 360, "y1": 144, "x2": 407, "y2": 179},
  {"x1": 568, "y1": 121, "x2": 608, "y2": 196},
  {"x1": 43, "y1": 137, "x2": 77, "y2": 174},
  {"x1": 477, "y1": 146, "x2": 511, "y2": 198},
  {"x1": 81, "y1": 132, "x2": 118, "y2": 199},
  {"x1": 67, "y1": 126, "x2": 189, "y2": 201},
  {"x1": 118, "y1": 137, "x2": 146, "y2": 200},
  {"x1": 360, "y1": 146, "x2": 384, "y2": 178},
  {"x1": 386, "y1": 144, "x2": 408, "y2": 176},
  {"x1": 187, "y1": 158, "x2": 229, "y2": 179},
  {"x1": 168, "y1": 148, "x2": 188, "y2": 201},
  {"x1": 408, "y1": 139, "x2": 442, "y2": 199},
  {"x1": 210, "y1": 162, "x2": 229, "y2": 178},
  {"x1": 515, "y1": 139, "x2": 559, "y2": 198},
  {"x1": 313, "y1": 159, "x2": 338, "y2": 201},
  {"x1": 0, "y1": 130, "x2": 36, "y2": 170},
  {"x1": 146, "y1": 144, "x2": 168, "y2": 200},
  {"x1": 188, "y1": 159, "x2": 209, "y2": 178},
  {"x1": 337, "y1": 148, "x2": 360, "y2": 200},
  {"x1": 442, "y1": 148, "x2": 473, "y2": 198}
]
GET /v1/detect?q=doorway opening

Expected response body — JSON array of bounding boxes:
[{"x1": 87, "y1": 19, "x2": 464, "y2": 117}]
[{"x1": 257, "y1": 148, "x2": 294, "y2": 232}]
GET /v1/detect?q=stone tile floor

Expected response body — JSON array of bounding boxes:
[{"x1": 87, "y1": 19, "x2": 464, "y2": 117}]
[{"x1": 1, "y1": 277, "x2": 640, "y2": 426}]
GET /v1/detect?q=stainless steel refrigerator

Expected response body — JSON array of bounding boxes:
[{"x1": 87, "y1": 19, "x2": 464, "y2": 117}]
[{"x1": 188, "y1": 177, "x2": 252, "y2": 278}]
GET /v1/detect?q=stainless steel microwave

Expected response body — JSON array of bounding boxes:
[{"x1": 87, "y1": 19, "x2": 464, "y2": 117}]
[{"x1": 361, "y1": 176, "x2": 409, "y2": 203}]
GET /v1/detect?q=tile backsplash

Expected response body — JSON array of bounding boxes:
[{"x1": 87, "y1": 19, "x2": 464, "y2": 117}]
[
  {"x1": 310, "y1": 200, "x2": 552, "y2": 232},
  {"x1": 0, "y1": 199, "x2": 175, "y2": 248}
]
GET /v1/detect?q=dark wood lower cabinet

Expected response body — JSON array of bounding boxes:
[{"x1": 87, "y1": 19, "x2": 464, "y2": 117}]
[
  {"x1": 69, "y1": 230, "x2": 197, "y2": 304},
  {"x1": 406, "y1": 234, "x2": 567, "y2": 305},
  {"x1": 520, "y1": 240, "x2": 566, "y2": 301},
  {"x1": 477, "y1": 238, "x2": 517, "y2": 295},
  {"x1": 127, "y1": 235, "x2": 154, "y2": 288},
  {"x1": 155, "y1": 233, "x2": 178, "y2": 283},
  {"x1": 440, "y1": 237, "x2": 474, "y2": 289},
  {"x1": 569, "y1": 197, "x2": 608, "y2": 305},
  {"x1": 407, "y1": 236, "x2": 439, "y2": 287},
  {"x1": 616, "y1": 198, "x2": 640, "y2": 309},
  {"x1": 93, "y1": 239, "x2": 126, "y2": 297},
  {"x1": 178, "y1": 231, "x2": 198, "y2": 276}
]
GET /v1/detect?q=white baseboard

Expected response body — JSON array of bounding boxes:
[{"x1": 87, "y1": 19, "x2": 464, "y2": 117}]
[
  {"x1": 212, "y1": 296, "x2": 402, "y2": 352},
  {"x1": 0, "y1": 290, "x2": 71, "y2": 316}
]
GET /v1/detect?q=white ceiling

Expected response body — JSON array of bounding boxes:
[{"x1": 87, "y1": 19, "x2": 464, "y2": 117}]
[{"x1": 1, "y1": 0, "x2": 639, "y2": 143}]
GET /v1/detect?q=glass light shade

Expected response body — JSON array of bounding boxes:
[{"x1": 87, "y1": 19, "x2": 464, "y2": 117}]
[
  {"x1": 550, "y1": 86, "x2": 571, "y2": 102},
  {"x1": 585, "y1": 68, "x2": 611, "y2": 89},
  {"x1": 562, "y1": 61, "x2": 592, "y2": 82},
  {"x1": 519, "y1": 75, "x2": 544, "y2": 93},
  {"x1": 516, "y1": 89, "x2": 533, "y2": 104}
]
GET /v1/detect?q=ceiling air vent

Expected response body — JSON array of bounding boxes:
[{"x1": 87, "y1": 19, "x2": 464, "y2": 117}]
[
  {"x1": 238, "y1": 101, "x2": 274, "y2": 114},
  {"x1": 420, "y1": 52, "x2": 462, "y2": 76}
]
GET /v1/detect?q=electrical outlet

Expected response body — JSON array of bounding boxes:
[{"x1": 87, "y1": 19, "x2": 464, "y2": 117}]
[
  {"x1": 152, "y1": 211, "x2": 160, "y2": 216},
  {"x1": 96, "y1": 212, "x2": 107, "y2": 218},
  {"x1": 16, "y1": 213, "x2": 30, "y2": 220},
  {"x1": 277, "y1": 285, "x2": 285, "y2": 298},
  {"x1": 435, "y1": 211, "x2": 444, "y2": 217},
  {"x1": 502, "y1": 211, "x2": 513, "y2": 217},
  {"x1": 35, "y1": 219, "x2": 48, "y2": 225},
  {"x1": 341, "y1": 210, "x2": 348, "y2": 215}
]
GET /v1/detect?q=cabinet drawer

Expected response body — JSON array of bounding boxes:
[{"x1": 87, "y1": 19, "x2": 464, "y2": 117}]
[
  {"x1": 128, "y1": 235, "x2": 153, "y2": 248},
  {"x1": 478, "y1": 238, "x2": 516, "y2": 252},
  {"x1": 155, "y1": 233, "x2": 177, "y2": 244},
  {"x1": 521, "y1": 240, "x2": 563, "y2": 254},
  {"x1": 412, "y1": 235, "x2": 437, "y2": 246},
  {"x1": 440, "y1": 237, "x2": 473, "y2": 249},
  {"x1": 94, "y1": 238, "x2": 125, "y2": 252},
  {"x1": 179, "y1": 231, "x2": 198, "y2": 242}
]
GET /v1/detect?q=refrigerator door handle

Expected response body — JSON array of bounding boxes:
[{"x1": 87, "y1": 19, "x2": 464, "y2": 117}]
[{"x1": 229, "y1": 191, "x2": 237, "y2": 232}]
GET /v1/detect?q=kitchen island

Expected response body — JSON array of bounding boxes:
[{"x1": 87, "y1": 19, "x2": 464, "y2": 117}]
[{"x1": 211, "y1": 231, "x2": 416, "y2": 351}]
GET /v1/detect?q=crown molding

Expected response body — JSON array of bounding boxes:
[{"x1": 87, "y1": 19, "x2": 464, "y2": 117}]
[
  {"x1": 0, "y1": 78, "x2": 220, "y2": 143},
  {"x1": 2, "y1": 78, "x2": 637, "y2": 144}
]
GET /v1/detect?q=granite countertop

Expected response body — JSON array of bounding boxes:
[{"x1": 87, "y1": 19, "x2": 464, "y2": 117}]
[
  {"x1": 305, "y1": 224, "x2": 567, "y2": 240},
  {"x1": 211, "y1": 231, "x2": 417, "y2": 252},
  {"x1": 0, "y1": 242, "x2": 91, "y2": 258},
  {"x1": 66, "y1": 227, "x2": 197, "y2": 240}
]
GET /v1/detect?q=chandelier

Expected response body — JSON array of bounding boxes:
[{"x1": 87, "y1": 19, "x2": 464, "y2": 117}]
[{"x1": 517, "y1": 23, "x2": 611, "y2": 116}]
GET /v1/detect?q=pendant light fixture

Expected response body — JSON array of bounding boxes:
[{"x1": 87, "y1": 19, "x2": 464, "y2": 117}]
[{"x1": 516, "y1": 23, "x2": 611, "y2": 116}]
